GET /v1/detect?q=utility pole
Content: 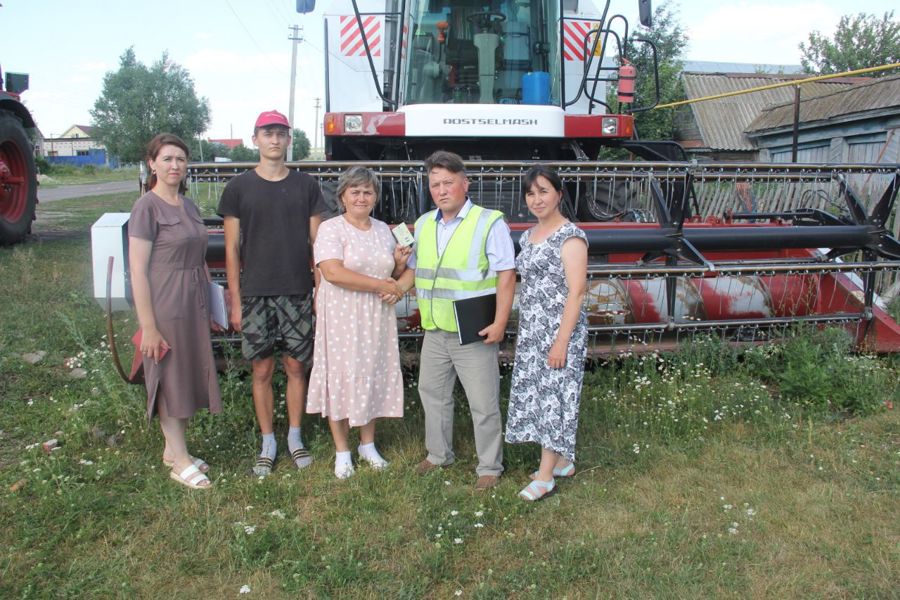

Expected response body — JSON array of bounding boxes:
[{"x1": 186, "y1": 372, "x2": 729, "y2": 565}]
[
  {"x1": 313, "y1": 97, "x2": 321, "y2": 153},
  {"x1": 287, "y1": 24, "x2": 304, "y2": 162}
]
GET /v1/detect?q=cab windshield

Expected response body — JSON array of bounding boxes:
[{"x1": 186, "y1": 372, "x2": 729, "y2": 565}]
[{"x1": 403, "y1": 0, "x2": 561, "y2": 105}]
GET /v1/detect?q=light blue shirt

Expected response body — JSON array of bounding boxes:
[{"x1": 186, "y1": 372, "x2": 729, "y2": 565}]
[{"x1": 407, "y1": 199, "x2": 515, "y2": 271}]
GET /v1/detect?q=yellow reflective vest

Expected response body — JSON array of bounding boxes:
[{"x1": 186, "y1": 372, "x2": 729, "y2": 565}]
[{"x1": 414, "y1": 204, "x2": 503, "y2": 332}]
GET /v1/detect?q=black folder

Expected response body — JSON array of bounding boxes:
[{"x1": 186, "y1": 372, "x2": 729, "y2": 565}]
[{"x1": 452, "y1": 293, "x2": 496, "y2": 345}]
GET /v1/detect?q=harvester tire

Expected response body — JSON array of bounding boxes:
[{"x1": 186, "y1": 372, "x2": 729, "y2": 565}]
[{"x1": 0, "y1": 110, "x2": 37, "y2": 245}]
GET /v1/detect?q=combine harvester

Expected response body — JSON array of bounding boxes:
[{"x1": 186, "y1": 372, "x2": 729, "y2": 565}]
[{"x1": 99, "y1": 0, "x2": 900, "y2": 356}]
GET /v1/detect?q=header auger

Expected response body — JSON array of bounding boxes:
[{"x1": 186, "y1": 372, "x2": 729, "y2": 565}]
[{"x1": 183, "y1": 159, "x2": 900, "y2": 355}]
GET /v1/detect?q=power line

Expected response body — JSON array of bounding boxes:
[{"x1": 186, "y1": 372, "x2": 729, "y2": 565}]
[
  {"x1": 223, "y1": 0, "x2": 279, "y2": 68},
  {"x1": 263, "y1": 0, "x2": 291, "y2": 26}
]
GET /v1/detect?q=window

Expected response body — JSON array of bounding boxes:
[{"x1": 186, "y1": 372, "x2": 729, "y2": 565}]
[{"x1": 76, "y1": 150, "x2": 89, "y2": 156}]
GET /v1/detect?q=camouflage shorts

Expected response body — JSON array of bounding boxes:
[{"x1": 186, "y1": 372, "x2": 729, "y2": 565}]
[{"x1": 241, "y1": 294, "x2": 314, "y2": 362}]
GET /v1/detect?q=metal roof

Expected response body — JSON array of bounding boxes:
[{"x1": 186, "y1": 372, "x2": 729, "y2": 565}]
[
  {"x1": 682, "y1": 61, "x2": 803, "y2": 75},
  {"x1": 747, "y1": 73, "x2": 900, "y2": 134},
  {"x1": 681, "y1": 72, "x2": 861, "y2": 151}
]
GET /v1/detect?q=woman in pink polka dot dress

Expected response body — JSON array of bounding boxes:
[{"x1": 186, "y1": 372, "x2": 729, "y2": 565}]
[{"x1": 307, "y1": 167, "x2": 412, "y2": 479}]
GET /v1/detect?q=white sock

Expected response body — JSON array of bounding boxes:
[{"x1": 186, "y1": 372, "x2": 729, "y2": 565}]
[
  {"x1": 287, "y1": 426, "x2": 303, "y2": 454},
  {"x1": 260, "y1": 433, "x2": 277, "y2": 461},
  {"x1": 358, "y1": 442, "x2": 382, "y2": 461},
  {"x1": 335, "y1": 450, "x2": 353, "y2": 468}
]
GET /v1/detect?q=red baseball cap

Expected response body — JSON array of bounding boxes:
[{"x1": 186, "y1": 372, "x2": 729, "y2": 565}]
[{"x1": 254, "y1": 110, "x2": 290, "y2": 129}]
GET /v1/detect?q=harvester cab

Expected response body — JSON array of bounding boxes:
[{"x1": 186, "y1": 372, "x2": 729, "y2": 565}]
[{"x1": 322, "y1": 0, "x2": 655, "y2": 161}]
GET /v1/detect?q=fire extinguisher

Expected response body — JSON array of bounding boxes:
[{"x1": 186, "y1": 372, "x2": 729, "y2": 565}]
[{"x1": 617, "y1": 59, "x2": 636, "y2": 104}]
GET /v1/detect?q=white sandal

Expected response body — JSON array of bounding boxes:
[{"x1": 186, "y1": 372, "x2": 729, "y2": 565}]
[
  {"x1": 334, "y1": 463, "x2": 355, "y2": 480},
  {"x1": 163, "y1": 456, "x2": 209, "y2": 473},
  {"x1": 170, "y1": 464, "x2": 212, "y2": 489},
  {"x1": 518, "y1": 478, "x2": 555, "y2": 501},
  {"x1": 358, "y1": 453, "x2": 389, "y2": 470}
]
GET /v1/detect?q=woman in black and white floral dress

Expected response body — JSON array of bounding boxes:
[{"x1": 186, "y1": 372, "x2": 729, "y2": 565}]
[{"x1": 505, "y1": 166, "x2": 588, "y2": 501}]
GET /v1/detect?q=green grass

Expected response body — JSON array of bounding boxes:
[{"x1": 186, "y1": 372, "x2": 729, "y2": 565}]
[{"x1": 1, "y1": 195, "x2": 898, "y2": 597}]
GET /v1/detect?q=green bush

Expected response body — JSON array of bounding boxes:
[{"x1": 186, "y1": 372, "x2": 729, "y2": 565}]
[
  {"x1": 888, "y1": 295, "x2": 900, "y2": 324},
  {"x1": 35, "y1": 155, "x2": 51, "y2": 174},
  {"x1": 743, "y1": 327, "x2": 894, "y2": 417},
  {"x1": 582, "y1": 327, "x2": 893, "y2": 452},
  {"x1": 672, "y1": 333, "x2": 741, "y2": 378},
  {"x1": 43, "y1": 163, "x2": 79, "y2": 177}
]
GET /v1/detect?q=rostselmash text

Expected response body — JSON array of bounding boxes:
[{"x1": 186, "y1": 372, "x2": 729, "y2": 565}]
[{"x1": 442, "y1": 118, "x2": 539, "y2": 126}]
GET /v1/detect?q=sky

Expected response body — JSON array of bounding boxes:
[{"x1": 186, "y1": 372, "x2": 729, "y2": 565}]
[{"x1": 0, "y1": 0, "x2": 896, "y2": 147}]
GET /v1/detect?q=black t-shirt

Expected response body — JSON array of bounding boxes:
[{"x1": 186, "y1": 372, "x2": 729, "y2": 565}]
[{"x1": 217, "y1": 169, "x2": 327, "y2": 297}]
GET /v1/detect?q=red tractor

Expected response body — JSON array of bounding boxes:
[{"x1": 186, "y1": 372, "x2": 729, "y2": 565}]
[{"x1": 0, "y1": 65, "x2": 38, "y2": 245}]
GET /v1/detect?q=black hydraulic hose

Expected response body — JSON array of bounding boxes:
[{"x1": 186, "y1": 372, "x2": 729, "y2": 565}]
[
  {"x1": 349, "y1": 0, "x2": 398, "y2": 108},
  {"x1": 565, "y1": 25, "x2": 619, "y2": 109},
  {"x1": 586, "y1": 14, "x2": 627, "y2": 114}
]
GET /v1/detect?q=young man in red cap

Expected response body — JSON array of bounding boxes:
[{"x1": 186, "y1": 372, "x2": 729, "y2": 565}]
[{"x1": 218, "y1": 110, "x2": 327, "y2": 476}]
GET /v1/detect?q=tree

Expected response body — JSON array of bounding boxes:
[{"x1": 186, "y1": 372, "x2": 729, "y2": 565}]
[
  {"x1": 228, "y1": 144, "x2": 258, "y2": 162},
  {"x1": 800, "y1": 11, "x2": 900, "y2": 76},
  {"x1": 91, "y1": 48, "x2": 210, "y2": 163},
  {"x1": 602, "y1": 1, "x2": 688, "y2": 150},
  {"x1": 292, "y1": 128, "x2": 311, "y2": 160},
  {"x1": 190, "y1": 139, "x2": 230, "y2": 162}
]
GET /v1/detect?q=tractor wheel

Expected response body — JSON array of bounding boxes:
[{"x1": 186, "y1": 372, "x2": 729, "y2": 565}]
[{"x1": 0, "y1": 110, "x2": 38, "y2": 245}]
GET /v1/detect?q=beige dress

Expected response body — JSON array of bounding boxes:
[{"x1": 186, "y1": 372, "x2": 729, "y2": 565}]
[
  {"x1": 129, "y1": 191, "x2": 222, "y2": 421},
  {"x1": 307, "y1": 216, "x2": 404, "y2": 426}
]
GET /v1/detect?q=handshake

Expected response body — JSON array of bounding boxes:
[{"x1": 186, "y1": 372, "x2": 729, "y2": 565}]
[{"x1": 377, "y1": 278, "x2": 405, "y2": 305}]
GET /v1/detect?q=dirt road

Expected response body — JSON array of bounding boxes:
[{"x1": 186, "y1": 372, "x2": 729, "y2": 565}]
[{"x1": 38, "y1": 180, "x2": 138, "y2": 203}]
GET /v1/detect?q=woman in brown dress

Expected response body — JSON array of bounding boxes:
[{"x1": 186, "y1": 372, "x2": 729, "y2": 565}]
[{"x1": 129, "y1": 133, "x2": 222, "y2": 489}]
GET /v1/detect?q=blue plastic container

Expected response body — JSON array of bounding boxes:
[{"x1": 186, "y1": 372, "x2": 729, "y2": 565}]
[{"x1": 521, "y1": 71, "x2": 551, "y2": 105}]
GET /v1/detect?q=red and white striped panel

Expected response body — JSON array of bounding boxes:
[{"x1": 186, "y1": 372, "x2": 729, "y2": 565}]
[
  {"x1": 340, "y1": 15, "x2": 382, "y2": 57},
  {"x1": 563, "y1": 20, "x2": 598, "y2": 62}
]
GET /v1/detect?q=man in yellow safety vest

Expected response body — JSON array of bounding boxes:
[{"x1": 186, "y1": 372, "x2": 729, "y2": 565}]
[{"x1": 397, "y1": 150, "x2": 516, "y2": 490}]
